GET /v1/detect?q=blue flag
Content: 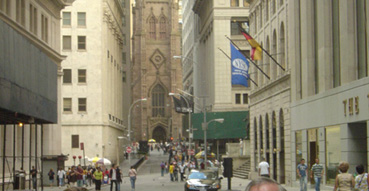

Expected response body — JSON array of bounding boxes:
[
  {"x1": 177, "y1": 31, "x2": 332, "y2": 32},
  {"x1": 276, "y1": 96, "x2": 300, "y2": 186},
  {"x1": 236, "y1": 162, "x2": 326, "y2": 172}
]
[{"x1": 231, "y1": 43, "x2": 249, "y2": 87}]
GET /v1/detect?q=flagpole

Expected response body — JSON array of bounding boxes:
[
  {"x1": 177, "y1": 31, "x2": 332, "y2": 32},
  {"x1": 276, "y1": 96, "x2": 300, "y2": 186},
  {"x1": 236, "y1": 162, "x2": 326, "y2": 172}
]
[
  {"x1": 217, "y1": 47, "x2": 258, "y2": 87},
  {"x1": 237, "y1": 24, "x2": 285, "y2": 71},
  {"x1": 225, "y1": 36, "x2": 270, "y2": 80}
]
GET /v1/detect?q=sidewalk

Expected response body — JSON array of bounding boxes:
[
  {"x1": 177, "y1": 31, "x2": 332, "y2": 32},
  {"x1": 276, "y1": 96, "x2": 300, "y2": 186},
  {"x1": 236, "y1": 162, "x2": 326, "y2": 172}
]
[{"x1": 222, "y1": 177, "x2": 334, "y2": 191}]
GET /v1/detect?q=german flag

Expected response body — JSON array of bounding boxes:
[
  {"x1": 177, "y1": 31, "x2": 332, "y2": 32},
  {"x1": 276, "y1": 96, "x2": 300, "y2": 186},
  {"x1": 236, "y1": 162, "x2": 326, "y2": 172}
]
[{"x1": 240, "y1": 29, "x2": 262, "y2": 61}]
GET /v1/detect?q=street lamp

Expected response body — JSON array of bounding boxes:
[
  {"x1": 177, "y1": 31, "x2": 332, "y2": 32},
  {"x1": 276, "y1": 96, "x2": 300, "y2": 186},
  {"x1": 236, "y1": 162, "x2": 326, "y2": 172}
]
[
  {"x1": 169, "y1": 92, "x2": 193, "y2": 157},
  {"x1": 128, "y1": 98, "x2": 147, "y2": 166},
  {"x1": 202, "y1": 118, "x2": 224, "y2": 169}
]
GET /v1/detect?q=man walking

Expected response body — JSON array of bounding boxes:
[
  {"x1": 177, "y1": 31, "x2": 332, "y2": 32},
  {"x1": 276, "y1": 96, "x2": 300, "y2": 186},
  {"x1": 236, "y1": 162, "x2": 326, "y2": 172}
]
[
  {"x1": 75, "y1": 165, "x2": 84, "y2": 187},
  {"x1": 258, "y1": 157, "x2": 270, "y2": 178},
  {"x1": 57, "y1": 167, "x2": 66, "y2": 187},
  {"x1": 311, "y1": 158, "x2": 324, "y2": 191},
  {"x1": 297, "y1": 159, "x2": 308, "y2": 191},
  {"x1": 179, "y1": 163, "x2": 186, "y2": 181},
  {"x1": 160, "y1": 161, "x2": 165, "y2": 177},
  {"x1": 30, "y1": 166, "x2": 37, "y2": 189},
  {"x1": 109, "y1": 164, "x2": 119, "y2": 191}
]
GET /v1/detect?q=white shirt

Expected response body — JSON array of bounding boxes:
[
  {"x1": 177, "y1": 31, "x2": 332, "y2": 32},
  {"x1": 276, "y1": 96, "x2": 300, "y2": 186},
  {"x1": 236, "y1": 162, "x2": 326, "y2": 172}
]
[
  {"x1": 111, "y1": 169, "x2": 116, "y2": 180},
  {"x1": 57, "y1": 170, "x2": 65, "y2": 178},
  {"x1": 258, "y1": 161, "x2": 269, "y2": 175}
]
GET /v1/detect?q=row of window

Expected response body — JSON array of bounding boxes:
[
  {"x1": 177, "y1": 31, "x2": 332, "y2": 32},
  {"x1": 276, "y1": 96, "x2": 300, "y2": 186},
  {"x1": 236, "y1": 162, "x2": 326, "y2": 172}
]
[
  {"x1": 108, "y1": 114, "x2": 124, "y2": 125},
  {"x1": 1, "y1": 0, "x2": 49, "y2": 43},
  {"x1": 63, "y1": 69, "x2": 86, "y2": 84},
  {"x1": 235, "y1": 93, "x2": 249, "y2": 104},
  {"x1": 62, "y1": 12, "x2": 86, "y2": 27},
  {"x1": 62, "y1": 35, "x2": 86, "y2": 50},
  {"x1": 230, "y1": 0, "x2": 249, "y2": 7},
  {"x1": 63, "y1": 98, "x2": 87, "y2": 113}
]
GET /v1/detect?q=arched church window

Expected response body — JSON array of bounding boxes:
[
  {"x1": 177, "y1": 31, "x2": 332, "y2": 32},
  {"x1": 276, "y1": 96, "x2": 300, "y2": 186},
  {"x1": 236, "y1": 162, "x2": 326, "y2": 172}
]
[
  {"x1": 149, "y1": 17, "x2": 156, "y2": 39},
  {"x1": 152, "y1": 84, "x2": 165, "y2": 117},
  {"x1": 159, "y1": 17, "x2": 166, "y2": 39}
]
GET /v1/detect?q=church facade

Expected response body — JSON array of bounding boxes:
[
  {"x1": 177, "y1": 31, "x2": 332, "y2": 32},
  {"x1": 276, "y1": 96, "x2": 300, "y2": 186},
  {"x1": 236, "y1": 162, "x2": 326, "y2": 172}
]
[{"x1": 132, "y1": 0, "x2": 183, "y2": 142}]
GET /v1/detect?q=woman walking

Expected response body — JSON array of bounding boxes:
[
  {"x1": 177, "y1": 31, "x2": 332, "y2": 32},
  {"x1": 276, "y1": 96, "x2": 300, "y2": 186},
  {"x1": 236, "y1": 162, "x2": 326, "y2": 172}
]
[
  {"x1": 48, "y1": 168, "x2": 55, "y2": 187},
  {"x1": 333, "y1": 161, "x2": 355, "y2": 191},
  {"x1": 128, "y1": 166, "x2": 137, "y2": 191},
  {"x1": 93, "y1": 167, "x2": 103, "y2": 191},
  {"x1": 355, "y1": 164, "x2": 369, "y2": 191}
]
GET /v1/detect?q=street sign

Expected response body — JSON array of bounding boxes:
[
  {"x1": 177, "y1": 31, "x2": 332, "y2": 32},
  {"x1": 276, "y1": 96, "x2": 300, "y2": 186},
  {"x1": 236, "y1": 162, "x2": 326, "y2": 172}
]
[
  {"x1": 126, "y1": 146, "x2": 132, "y2": 154},
  {"x1": 188, "y1": 149, "x2": 195, "y2": 156},
  {"x1": 80, "y1": 142, "x2": 84, "y2": 150}
]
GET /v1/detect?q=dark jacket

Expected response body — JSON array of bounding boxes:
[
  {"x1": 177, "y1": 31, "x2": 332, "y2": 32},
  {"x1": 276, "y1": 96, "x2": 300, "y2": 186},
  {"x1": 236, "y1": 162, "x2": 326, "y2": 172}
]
[{"x1": 109, "y1": 168, "x2": 122, "y2": 182}]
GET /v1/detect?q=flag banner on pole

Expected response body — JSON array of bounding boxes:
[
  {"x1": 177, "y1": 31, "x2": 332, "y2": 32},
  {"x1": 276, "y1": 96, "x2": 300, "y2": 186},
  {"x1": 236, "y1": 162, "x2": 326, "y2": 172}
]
[
  {"x1": 240, "y1": 29, "x2": 262, "y2": 60},
  {"x1": 180, "y1": 97, "x2": 192, "y2": 113},
  {"x1": 231, "y1": 43, "x2": 249, "y2": 87},
  {"x1": 172, "y1": 96, "x2": 184, "y2": 113}
]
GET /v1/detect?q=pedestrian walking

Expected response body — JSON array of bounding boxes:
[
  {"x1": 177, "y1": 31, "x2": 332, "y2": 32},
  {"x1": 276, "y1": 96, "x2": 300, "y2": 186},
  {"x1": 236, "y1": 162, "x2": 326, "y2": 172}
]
[
  {"x1": 30, "y1": 166, "x2": 37, "y2": 189},
  {"x1": 333, "y1": 161, "x2": 355, "y2": 191},
  {"x1": 297, "y1": 159, "x2": 308, "y2": 191},
  {"x1": 93, "y1": 167, "x2": 103, "y2": 191},
  {"x1": 239, "y1": 138, "x2": 243, "y2": 156},
  {"x1": 128, "y1": 166, "x2": 137, "y2": 191},
  {"x1": 116, "y1": 166, "x2": 122, "y2": 191},
  {"x1": 355, "y1": 164, "x2": 369, "y2": 191},
  {"x1": 169, "y1": 163, "x2": 174, "y2": 181},
  {"x1": 86, "y1": 168, "x2": 93, "y2": 187},
  {"x1": 179, "y1": 163, "x2": 186, "y2": 181},
  {"x1": 310, "y1": 158, "x2": 324, "y2": 191},
  {"x1": 48, "y1": 168, "x2": 55, "y2": 187},
  {"x1": 165, "y1": 162, "x2": 168, "y2": 174},
  {"x1": 57, "y1": 168, "x2": 66, "y2": 187},
  {"x1": 258, "y1": 157, "x2": 270, "y2": 178},
  {"x1": 160, "y1": 161, "x2": 165, "y2": 177},
  {"x1": 109, "y1": 164, "x2": 119, "y2": 191},
  {"x1": 173, "y1": 163, "x2": 179, "y2": 181},
  {"x1": 75, "y1": 165, "x2": 84, "y2": 187}
]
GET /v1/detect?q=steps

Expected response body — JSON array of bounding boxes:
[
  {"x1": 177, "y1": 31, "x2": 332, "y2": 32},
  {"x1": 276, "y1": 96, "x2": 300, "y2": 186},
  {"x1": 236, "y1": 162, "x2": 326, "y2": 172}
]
[{"x1": 233, "y1": 159, "x2": 251, "y2": 179}]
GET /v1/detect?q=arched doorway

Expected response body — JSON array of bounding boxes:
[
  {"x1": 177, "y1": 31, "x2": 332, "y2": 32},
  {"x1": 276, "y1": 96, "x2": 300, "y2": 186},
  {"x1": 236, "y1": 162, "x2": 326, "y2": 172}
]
[
  {"x1": 152, "y1": 126, "x2": 166, "y2": 143},
  {"x1": 272, "y1": 111, "x2": 277, "y2": 180},
  {"x1": 279, "y1": 109, "x2": 285, "y2": 183},
  {"x1": 265, "y1": 113, "x2": 270, "y2": 164}
]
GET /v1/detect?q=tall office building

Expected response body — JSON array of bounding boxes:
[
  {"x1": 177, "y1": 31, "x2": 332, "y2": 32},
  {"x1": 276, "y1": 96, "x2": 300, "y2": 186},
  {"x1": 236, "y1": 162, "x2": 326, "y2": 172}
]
[
  {"x1": 0, "y1": 0, "x2": 74, "y2": 189},
  {"x1": 60, "y1": 0, "x2": 128, "y2": 166},
  {"x1": 131, "y1": 0, "x2": 183, "y2": 142},
  {"x1": 248, "y1": 0, "x2": 290, "y2": 185}
]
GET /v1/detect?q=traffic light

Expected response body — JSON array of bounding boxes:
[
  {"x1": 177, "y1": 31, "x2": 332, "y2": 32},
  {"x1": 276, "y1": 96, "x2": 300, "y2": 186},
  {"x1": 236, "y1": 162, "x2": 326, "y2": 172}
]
[
  {"x1": 223, "y1": 158, "x2": 233, "y2": 177},
  {"x1": 170, "y1": 137, "x2": 174, "y2": 141}
]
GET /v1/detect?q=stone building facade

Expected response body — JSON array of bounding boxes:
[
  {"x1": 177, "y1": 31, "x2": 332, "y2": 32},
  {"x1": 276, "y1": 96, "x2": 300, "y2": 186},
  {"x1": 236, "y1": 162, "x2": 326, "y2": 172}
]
[
  {"x1": 60, "y1": 0, "x2": 128, "y2": 166},
  {"x1": 132, "y1": 0, "x2": 183, "y2": 142},
  {"x1": 247, "y1": 0, "x2": 291, "y2": 185}
]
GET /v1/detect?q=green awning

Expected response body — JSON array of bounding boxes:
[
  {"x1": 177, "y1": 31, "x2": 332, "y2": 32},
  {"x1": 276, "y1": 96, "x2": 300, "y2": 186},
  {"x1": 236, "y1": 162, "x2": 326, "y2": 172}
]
[{"x1": 192, "y1": 111, "x2": 249, "y2": 140}]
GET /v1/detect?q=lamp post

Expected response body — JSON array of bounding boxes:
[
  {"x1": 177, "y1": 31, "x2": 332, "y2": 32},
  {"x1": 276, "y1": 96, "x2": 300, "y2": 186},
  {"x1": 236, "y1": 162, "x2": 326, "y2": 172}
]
[
  {"x1": 169, "y1": 92, "x2": 192, "y2": 157},
  {"x1": 202, "y1": 118, "x2": 224, "y2": 169},
  {"x1": 128, "y1": 98, "x2": 147, "y2": 166}
]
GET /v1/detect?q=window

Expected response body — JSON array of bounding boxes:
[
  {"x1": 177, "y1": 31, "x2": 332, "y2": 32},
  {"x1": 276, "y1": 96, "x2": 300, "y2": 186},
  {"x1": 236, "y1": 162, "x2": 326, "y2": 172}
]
[
  {"x1": 63, "y1": 36, "x2": 72, "y2": 50},
  {"x1": 122, "y1": 15, "x2": 126, "y2": 26},
  {"x1": 29, "y1": 4, "x2": 37, "y2": 34},
  {"x1": 78, "y1": 98, "x2": 87, "y2": 112},
  {"x1": 107, "y1": 50, "x2": 110, "y2": 58},
  {"x1": 231, "y1": 0, "x2": 239, "y2": 7},
  {"x1": 62, "y1": 12, "x2": 71, "y2": 26},
  {"x1": 122, "y1": 52, "x2": 126, "y2": 64},
  {"x1": 243, "y1": 0, "x2": 249, "y2": 7},
  {"x1": 71, "y1": 135, "x2": 79, "y2": 148},
  {"x1": 41, "y1": 14, "x2": 48, "y2": 42},
  {"x1": 243, "y1": 93, "x2": 248, "y2": 104},
  {"x1": 123, "y1": 34, "x2": 126, "y2": 45},
  {"x1": 231, "y1": 20, "x2": 249, "y2": 35},
  {"x1": 159, "y1": 17, "x2": 166, "y2": 39},
  {"x1": 235, "y1": 94, "x2": 241, "y2": 104},
  {"x1": 122, "y1": 72, "x2": 126, "y2": 82},
  {"x1": 78, "y1": 36, "x2": 86, "y2": 50},
  {"x1": 77, "y1": 12, "x2": 86, "y2": 27},
  {"x1": 16, "y1": 0, "x2": 25, "y2": 26},
  {"x1": 63, "y1": 69, "x2": 72, "y2": 84},
  {"x1": 357, "y1": 0, "x2": 367, "y2": 79},
  {"x1": 332, "y1": 0, "x2": 340, "y2": 87},
  {"x1": 1, "y1": 0, "x2": 11, "y2": 15},
  {"x1": 78, "y1": 69, "x2": 86, "y2": 83},
  {"x1": 63, "y1": 98, "x2": 72, "y2": 112},
  {"x1": 152, "y1": 84, "x2": 165, "y2": 117},
  {"x1": 149, "y1": 17, "x2": 156, "y2": 39},
  {"x1": 271, "y1": 0, "x2": 276, "y2": 14}
]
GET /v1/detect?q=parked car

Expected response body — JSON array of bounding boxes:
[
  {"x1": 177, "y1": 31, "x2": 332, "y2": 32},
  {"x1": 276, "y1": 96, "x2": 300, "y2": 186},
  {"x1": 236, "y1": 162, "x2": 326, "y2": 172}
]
[{"x1": 184, "y1": 169, "x2": 222, "y2": 191}]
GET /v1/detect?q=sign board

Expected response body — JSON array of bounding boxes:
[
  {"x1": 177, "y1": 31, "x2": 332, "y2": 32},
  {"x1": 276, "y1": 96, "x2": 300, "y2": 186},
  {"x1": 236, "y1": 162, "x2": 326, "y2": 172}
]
[
  {"x1": 126, "y1": 146, "x2": 132, "y2": 154},
  {"x1": 188, "y1": 149, "x2": 195, "y2": 156},
  {"x1": 80, "y1": 142, "x2": 84, "y2": 150}
]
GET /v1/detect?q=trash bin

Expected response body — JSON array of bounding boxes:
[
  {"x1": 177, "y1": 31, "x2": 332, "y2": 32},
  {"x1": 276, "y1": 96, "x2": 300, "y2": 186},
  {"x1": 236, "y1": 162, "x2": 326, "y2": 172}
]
[{"x1": 14, "y1": 172, "x2": 26, "y2": 190}]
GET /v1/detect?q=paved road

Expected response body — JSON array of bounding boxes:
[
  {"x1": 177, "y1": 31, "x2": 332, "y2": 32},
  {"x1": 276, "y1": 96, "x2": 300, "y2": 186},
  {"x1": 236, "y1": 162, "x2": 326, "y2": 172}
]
[{"x1": 44, "y1": 149, "x2": 333, "y2": 191}]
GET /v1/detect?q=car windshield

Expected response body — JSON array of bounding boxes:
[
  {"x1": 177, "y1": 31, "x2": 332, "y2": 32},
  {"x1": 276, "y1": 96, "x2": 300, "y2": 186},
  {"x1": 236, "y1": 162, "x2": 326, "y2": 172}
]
[{"x1": 188, "y1": 171, "x2": 217, "y2": 180}]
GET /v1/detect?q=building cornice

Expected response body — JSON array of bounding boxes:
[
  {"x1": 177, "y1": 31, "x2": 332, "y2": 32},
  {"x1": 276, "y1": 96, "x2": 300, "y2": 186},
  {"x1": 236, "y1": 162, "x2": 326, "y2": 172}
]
[
  {"x1": 250, "y1": 72, "x2": 290, "y2": 99},
  {"x1": 0, "y1": 12, "x2": 66, "y2": 64}
]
